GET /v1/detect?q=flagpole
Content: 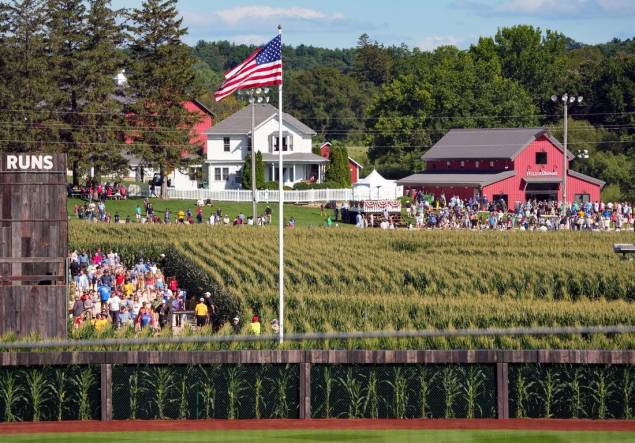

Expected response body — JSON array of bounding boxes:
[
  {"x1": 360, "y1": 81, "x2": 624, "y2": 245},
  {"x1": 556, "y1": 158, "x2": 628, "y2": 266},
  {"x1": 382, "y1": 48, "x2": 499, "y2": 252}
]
[{"x1": 277, "y1": 25, "x2": 284, "y2": 344}]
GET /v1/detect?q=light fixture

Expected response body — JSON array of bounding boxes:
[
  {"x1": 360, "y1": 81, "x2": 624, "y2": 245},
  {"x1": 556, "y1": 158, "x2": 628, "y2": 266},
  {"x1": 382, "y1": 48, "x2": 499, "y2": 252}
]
[
  {"x1": 551, "y1": 95, "x2": 558, "y2": 102},
  {"x1": 577, "y1": 96, "x2": 583, "y2": 103},
  {"x1": 569, "y1": 96, "x2": 575, "y2": 103},
  {"x1": 264, "y1": 88, "x2": 270, "y2": 94},
  {"x1": 562, "y1": 94, "x2": 568, "y2": 102},
  {"x1": 255, "y1": 88, "x2": 262, "y2": 94},
  {"x1": 257, "y1": 97, "x2": 263, "y2": 103}
]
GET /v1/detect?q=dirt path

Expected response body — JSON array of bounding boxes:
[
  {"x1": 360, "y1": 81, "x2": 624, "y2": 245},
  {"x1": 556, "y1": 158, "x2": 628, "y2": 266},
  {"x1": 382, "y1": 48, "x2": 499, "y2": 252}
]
[{"x1": 1, "y1": 419, "x2": 634, "y2": 434}]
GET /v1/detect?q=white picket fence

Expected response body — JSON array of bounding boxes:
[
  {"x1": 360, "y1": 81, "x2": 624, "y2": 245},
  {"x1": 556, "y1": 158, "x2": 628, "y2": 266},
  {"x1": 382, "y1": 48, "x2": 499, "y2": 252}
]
[{"x1": 167, "y1": 187, "x2": 403, "y2": 203}]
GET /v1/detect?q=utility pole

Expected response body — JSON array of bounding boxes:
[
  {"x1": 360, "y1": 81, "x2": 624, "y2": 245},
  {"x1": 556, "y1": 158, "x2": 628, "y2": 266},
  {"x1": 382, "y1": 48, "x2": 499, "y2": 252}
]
[
  {"x1": 239, "y1": 88, "x2": 270, "y2": 223},
  {"x1": 551, "y1": 93, "x2": 583, "y2": 210}
]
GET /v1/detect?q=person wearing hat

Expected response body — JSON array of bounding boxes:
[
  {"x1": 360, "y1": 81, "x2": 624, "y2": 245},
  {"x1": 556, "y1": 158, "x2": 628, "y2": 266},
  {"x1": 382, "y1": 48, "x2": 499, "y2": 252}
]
[
  {"x1": 231, "y1": 316, "x2": 241, "y2": 334},
  {"x1": 249, "y1": 315, "x2": 261, "y2": 336},
  {"x1": 271, "y1": 318, "x2": 280, "y2": 335},
  {"x1": 195, "y1": 297, "x2": 209, "y2": 327}
]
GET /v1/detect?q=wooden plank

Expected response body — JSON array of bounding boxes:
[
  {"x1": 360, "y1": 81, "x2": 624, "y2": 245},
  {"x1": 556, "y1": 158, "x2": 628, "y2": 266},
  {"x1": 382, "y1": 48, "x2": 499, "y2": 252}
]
[
  {"x1": 0, "y1": 257, "x2": 66, "y2": 263},
  {"x1": 299, "y1": 363, "x2": 311, "y2": 419},
  {"x1": 496, "y1": 362, "x2": 509, "y2": 420},
  {"x1": 100, "y1": 364, "x2": 112, "y2": 421}
]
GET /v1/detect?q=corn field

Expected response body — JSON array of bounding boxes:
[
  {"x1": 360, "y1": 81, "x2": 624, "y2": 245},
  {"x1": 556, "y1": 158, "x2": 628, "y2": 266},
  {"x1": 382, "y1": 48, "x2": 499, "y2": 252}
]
[{"x1": 68, "y1": 222, "x2": 635, "y2": 350}]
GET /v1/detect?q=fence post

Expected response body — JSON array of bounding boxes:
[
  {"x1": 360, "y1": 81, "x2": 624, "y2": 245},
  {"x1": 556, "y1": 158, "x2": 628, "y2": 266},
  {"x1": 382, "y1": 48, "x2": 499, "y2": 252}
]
[
  {"x1": 496, "y1": 362, "x2": 509, "y2": 419},
  {"x1": 100, "y1": 364, "x2": 112, "y2": 421},
  {"x1": 299, "y1": 362, "x2": 311, "y2": 419}
]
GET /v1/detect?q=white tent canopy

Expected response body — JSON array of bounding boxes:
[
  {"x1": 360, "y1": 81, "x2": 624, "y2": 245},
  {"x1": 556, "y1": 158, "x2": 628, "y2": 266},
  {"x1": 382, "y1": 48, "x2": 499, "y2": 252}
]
[{"x1": 352, "y1": 170, "x2": 402, "y2": 200}]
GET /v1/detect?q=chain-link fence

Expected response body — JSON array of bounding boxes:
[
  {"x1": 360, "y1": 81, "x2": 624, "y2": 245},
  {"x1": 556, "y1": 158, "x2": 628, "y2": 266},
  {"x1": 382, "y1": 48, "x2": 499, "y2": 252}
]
[
  {"x1": 310, "y1": 364, "x2": 497, "y2": 419},
  {"x1": 112, "y1": 364, "x2": 299, "y2": 419},
  {"x1": 0, "y1": 366, "x2": 100, "y2": 422},
  {"x1": 509, "y1": 364, "x2": 634, "y2": 419}
]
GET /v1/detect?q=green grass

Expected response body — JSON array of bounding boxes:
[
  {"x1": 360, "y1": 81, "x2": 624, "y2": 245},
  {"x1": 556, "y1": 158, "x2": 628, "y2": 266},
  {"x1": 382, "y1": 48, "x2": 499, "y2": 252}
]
[
  {"x1": 2, "y1": 430, "x2": 635, "y2": 443},
  {"x1": 68, "y1": 197, "x2": 334, "y2": 227}
]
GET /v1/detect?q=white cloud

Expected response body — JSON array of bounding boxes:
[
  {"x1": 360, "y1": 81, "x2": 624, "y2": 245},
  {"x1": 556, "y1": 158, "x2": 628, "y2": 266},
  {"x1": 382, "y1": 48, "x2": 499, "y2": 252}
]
[
  {"x1": 497, "y1": 0, "x2": 591, "y2": 15},
  {"x1": 228, "y1": 34, "x2": 269, "y2": 46},
  {"x1": 216, "y1": 5, "x2": 345, "y2": 25},
  {"x1": 416, "y1": 35, "x2": 461, "y2": 51}
]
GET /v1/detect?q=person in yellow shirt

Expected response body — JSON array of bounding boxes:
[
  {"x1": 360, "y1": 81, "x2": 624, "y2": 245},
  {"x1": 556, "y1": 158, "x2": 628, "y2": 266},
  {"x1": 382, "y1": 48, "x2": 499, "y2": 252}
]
[
  {"x1": 123, "y1": 280, "x2": 135, "y2": 297},
  {"x1": 249, "y1": 315, "x2": 261, "y2": 336},
  {"x1": 92, "y1": 313, "x2": 109, "y2": 332},
  {"x1": 178, "y1": 210, "x2": 185, "y2": 224},
  {"x1": 195, "y1": 297, "x2": 208, "y2": 327}
]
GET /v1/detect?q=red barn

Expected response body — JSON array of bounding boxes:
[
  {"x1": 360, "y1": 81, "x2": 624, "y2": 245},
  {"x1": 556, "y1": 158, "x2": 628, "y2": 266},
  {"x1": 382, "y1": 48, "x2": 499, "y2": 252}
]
[
  {"x1": 182, "y1": 99, "x2": 215, "y2": 152},
  {"x1": 320, "y1": 142, "x2": 364, "y2": 184},
  {"x1": 398, "y1": 128, "x2": 604, "y2": 206}
]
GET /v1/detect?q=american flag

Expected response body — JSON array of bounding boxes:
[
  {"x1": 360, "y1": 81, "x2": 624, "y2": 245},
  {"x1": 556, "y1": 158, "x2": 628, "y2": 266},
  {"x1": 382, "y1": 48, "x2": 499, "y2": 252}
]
[{"x1": 214, "y1": 34, "x2": 283, "y2": 102}]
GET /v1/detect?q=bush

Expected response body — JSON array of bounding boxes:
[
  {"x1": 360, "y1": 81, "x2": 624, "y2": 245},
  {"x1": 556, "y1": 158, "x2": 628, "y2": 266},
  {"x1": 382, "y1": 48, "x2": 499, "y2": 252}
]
[
  {"x1": 293, "y1": 181, "x2": 343, "y2": 190},
  {"x1": 262, "y1": 181, "x2": 292, "y2": 190}
]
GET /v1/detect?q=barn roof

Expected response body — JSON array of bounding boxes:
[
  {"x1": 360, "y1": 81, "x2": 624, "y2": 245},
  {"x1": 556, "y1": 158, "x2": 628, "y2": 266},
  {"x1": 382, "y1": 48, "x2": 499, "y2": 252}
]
[
  {"x1": 397, "y1": 171, "x2": 516, "y2": 187},
  {"x1": 422, "y1": 128, "x2": 574, "y2": 161}
]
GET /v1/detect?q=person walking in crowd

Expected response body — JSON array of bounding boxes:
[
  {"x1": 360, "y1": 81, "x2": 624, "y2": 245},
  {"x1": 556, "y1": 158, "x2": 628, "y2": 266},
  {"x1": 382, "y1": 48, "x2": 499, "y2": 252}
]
[{"x1": 195, "y1": 297, "x2": 208, "y2": 327}]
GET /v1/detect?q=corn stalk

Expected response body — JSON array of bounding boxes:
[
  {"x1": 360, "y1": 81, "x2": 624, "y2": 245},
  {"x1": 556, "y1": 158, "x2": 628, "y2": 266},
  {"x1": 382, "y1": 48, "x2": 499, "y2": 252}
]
[
  {"x1": 0, "y1": 371, "x2": 25, "y2": 422},
  {"x1": 72, "y1": 366, "x2": 96, "y2": 420}
]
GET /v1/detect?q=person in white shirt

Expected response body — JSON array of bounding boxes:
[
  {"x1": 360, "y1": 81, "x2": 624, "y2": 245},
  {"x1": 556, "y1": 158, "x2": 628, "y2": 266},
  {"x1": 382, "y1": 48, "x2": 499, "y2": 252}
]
[{"x1": 108, "y1": 293, "x2": 121, "y2": 328}]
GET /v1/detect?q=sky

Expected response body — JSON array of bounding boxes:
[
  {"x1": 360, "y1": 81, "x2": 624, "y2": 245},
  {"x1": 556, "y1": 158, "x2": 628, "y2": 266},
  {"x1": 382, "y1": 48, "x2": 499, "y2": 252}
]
[{"x1": 113, "y1": 0, "x2": 635, "y2": 49}]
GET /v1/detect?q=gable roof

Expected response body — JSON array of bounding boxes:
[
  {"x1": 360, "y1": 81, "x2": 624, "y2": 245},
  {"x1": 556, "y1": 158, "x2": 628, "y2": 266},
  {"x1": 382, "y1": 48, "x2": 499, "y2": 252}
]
[
  {"x1": 421, "y1": 128, "x2": 573, "y2": 161},
  {"x1": 191, "y1": 99, "x2": 215, "y2": 117},
  {"x1": 204, "y1": 103, "x2": 316, "y2": 136}
]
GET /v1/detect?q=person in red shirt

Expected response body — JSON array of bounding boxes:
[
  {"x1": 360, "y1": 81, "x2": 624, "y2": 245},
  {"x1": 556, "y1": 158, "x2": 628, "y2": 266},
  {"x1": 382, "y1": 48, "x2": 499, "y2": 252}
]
[{"x1": 168, "y1": 277, "x2": 178, "y2": 293}]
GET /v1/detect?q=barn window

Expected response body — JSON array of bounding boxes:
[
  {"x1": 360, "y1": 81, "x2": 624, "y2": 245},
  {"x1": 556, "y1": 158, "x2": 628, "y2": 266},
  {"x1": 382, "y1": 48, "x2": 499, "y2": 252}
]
[
  {"x1": 223, "y1": 137, "x2": 230, "y2": 152},
  {"x1": 460, "y1": 161, "x2": 465, "y2": 168},
  {"x1": 489, "y1": 161, "x2": 494, "y2": 168},
  {"x1": 475, "y1": 161, "x2": 480, "y2": 168},
  {"x1": 536, "y1": 152, "x2": 547, "y2": 164},
  {"x1": 446, "y1": 161, "x2": 451, "y2": 166}
]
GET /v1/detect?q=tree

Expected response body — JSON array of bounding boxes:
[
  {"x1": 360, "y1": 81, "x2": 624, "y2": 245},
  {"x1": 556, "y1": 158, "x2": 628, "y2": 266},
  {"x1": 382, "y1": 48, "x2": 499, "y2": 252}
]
[
  {"x1": 1, "y1": 0, "x2": 55, "y2": 153},
  {"x1": 491, "y1": 25, "x2": 567, "y2": 115},
  {"x1": 127, "y1": 0, "x2": 202, "y2": 198},
  {"x1": 353, "y1": 34, "x2": 392, "y2": 87},
  {"x1": 47, "y1": 0, "x2": 126, "y2": 184},
  {"x1": 325, "y1": 142, "x2": 350, "y2": 186},
  {"x1": 81, "y1": 0, "x2": 128, "y2": 180},
  {"x1": 285, "y1": 67, "x2": 370, "y2": 141},
  {"x1": 241, "y1": 151, "x2": 264, "y2": 189}
]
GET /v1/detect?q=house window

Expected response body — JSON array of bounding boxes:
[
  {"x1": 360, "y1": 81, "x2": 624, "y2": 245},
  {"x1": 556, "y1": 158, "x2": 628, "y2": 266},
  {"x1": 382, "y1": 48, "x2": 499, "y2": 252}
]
[
  {"x1": 247, "y1": 136, "x2": 252, "y2": 152},
  {"x1": 272, "y1": 135, "x2": 293, "y2": 152},
  {"x1": 536, "y1": 152, "x2": 547, "y2": 164},
  {"x1": 222, "y1": 168, "x2": 229, "y2": 180},
  {"x1": 289, "y1": 167, "x2": 294, "y2": 182},
  {"x1": 214, "y1": 168, "x2": 221, "y2": 181},
  {"x1": 223, "y1": 137, "x2": 230, "y2": 152}
]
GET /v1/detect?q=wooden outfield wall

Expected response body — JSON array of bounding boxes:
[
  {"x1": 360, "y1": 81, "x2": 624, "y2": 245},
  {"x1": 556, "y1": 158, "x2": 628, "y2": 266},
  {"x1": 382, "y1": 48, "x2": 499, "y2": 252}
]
[
  {"x1": 0, "y1": 153, "x2": 68, "y2": 338},
  {"x1": 1, "y1": 349, "x2": 634, "y2": 421}
]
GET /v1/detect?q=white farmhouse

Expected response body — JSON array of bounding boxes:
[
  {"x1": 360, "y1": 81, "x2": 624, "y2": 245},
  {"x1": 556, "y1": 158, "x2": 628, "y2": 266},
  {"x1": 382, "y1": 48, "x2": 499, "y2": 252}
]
[{"x1": 204, "y1": 103, "x2": 328, "y2": 190}]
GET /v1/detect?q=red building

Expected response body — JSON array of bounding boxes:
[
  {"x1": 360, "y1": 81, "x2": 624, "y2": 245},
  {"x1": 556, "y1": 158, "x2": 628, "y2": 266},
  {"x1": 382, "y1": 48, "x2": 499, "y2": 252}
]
[
  {"x1": 398, "y1": 128, "x2": 604, "y2": 206},
  {"x1": 320, "y1": 142, "x2": 364, "y2": 184},
  {"x1": 182, "y1": 99, "x2": 215, "y2": 152}
]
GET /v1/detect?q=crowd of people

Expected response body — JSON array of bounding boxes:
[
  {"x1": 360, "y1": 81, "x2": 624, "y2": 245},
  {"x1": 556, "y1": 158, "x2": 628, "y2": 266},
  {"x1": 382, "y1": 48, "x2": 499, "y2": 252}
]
[
  {"x1": 399, "y1": 192, "x2": 634, "y2": 231},
  {"x1": 68, "y1": 249, "x2": 279, "y2": 335}
]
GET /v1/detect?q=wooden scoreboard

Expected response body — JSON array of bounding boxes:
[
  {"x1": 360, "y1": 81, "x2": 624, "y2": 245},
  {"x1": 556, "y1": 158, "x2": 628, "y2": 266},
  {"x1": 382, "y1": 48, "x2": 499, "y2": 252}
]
[{"x1": 0, "y1": 153, "x2": 68, "y2": 337}]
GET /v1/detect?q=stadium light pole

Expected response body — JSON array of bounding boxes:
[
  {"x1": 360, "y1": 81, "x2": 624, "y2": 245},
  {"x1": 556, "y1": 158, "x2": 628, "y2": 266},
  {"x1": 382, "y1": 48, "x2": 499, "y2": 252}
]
[
  {"x1": 239, "y1": 88, "x2": 270, "y2": 223},
  {"x1": 551, "y1": 93, "x2": 583, "y2": 210}
]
